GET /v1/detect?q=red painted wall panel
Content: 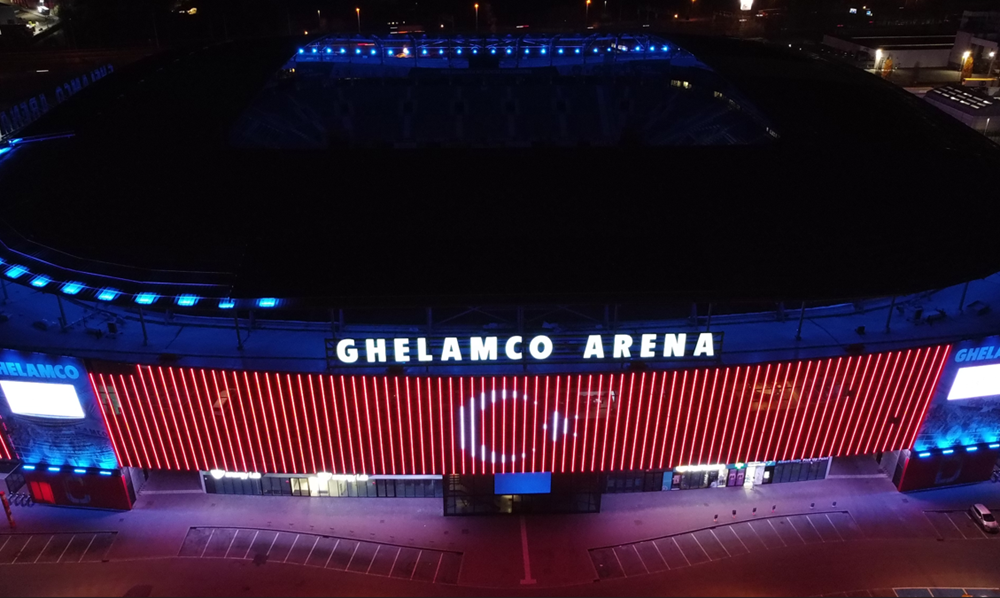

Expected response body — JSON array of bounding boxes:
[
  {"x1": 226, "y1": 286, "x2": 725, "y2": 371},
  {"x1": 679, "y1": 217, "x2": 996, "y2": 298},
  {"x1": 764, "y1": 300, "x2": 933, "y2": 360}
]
[{"x1": 88, "y1": 345, "x2": 950, "y2": 475}]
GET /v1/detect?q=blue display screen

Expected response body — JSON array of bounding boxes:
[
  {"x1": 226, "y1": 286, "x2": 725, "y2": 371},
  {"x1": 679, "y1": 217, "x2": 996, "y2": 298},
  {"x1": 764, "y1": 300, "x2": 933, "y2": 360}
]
[{"x1": 494, "y1": 472, "x2": 551, "y2": 495}]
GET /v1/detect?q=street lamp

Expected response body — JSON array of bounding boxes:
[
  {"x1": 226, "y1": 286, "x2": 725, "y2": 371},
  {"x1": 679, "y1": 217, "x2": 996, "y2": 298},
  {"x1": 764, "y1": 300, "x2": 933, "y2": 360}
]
[
  {"x1": 989, "y1": 50, "x2": 997, "y2": 78},
  {"x1": 961, "y1": 50, "x2": 971, "y2": 81},
  {"x1": 356, "y1": 7, "x2": 361, "y2": 33},
  {"x1": 586, "y1": 0, "x2": 590, "y2": 24},
  {"x1": 475, "y1": 3, "x2": 479, "y2": 33}
]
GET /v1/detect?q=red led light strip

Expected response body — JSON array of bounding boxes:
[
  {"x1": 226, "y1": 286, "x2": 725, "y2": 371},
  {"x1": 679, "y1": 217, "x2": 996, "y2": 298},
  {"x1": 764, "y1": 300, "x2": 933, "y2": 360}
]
[{"x1": 93, "y1": 345, "x2": 950, "y2": 477}]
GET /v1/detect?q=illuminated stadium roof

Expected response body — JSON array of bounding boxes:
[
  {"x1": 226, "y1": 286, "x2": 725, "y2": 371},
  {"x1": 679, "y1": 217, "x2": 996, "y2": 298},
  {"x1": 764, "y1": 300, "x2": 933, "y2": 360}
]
[{"x1": 1, "y1": 33, "x2": 999, "y2": 315}]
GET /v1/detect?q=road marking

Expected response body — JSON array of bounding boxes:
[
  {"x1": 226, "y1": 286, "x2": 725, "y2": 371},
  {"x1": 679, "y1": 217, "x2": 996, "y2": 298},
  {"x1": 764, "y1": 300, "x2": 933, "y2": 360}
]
[
  {"x1": 690, "y1": 533, "x2": 713, "y2": 561},
  {"x1": 611, "y1": 547, "x2": 626, "y2": 577},
  {"x1": 786, "y1": 517, "x2": 807, "y2": 543},
  {"x1": 825, "y1": 514, "x2": 844, "y2": 542},
  {"x1": 804, "y1": 515, "x2": 823, "y2": 542},
  {"x1": 0, "y1": 535, "x2": 11, "y2": 555},
  {"x1": 651, "y1": 539, "x2": 669, "y2": 570},
  {"x1": 630, "y1": 544, "x2": 650, "y2": 573},
  {"x1": 431, "y1": 551, "x2": 444, "y2": 583},
  {"x1": 222, "y1": 529, "x2": 238, "y2": 558},
  {"x1": 243, "y1": 531, "x2": 259, "y2": 559},
  {"x1": 284, "y1": 535, "x2": 299, "y2": 563},
  {"x1": 325, "y1": 539, "x2": 340, "y2": 569},
  {"x1": 519, "y1": 516, "x2": 536, "y2": 585},
  {"x1": 199, "y1": 529, "x2": 215, "y2": 558},
  {"x1": 265, "y1": 532, "x2": 279, "y2": 556},
  {"x1": 57, "y1": 535, "x2": 75, "y2": 563},
  {"x1": 387, "y1": 544, "x2": 401, "y2": 577},
  {"x1": 303, "y1": 536, "x2": 319, "y2": 564},
  {"x1": 13, "y1": 536, "x2": 31, "y2": 564},
  {"x1": 79, "y1": 535, "x2": 97, "y2": 563},
  {"x1": 710, "y1": 530, "x2": 731, "y2": 557},
  {"x1": 366, "y1": 544, "x2": 380, "y2": 574},
  {"x1": 409, "y1": 550, "x2": 421, "y2": 580},
  {"x1": 767, "y1": 519, "x2": 787, "y2": 547},
  {"x1": 672, "y1": 537, "x2": 690, "y2": 567},
  {"x1": 33, "y1": 536, "x2": 53, "y2": 564},
  {"x1": 346, "y1": 541, "x2": 360, "y2": 571}
]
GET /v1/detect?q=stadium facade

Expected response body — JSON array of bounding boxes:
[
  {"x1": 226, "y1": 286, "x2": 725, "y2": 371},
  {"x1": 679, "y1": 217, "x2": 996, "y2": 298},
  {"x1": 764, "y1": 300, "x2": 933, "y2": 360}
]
[{"x1": 1, "y1": 34, "x2": 999, "y2": 513}]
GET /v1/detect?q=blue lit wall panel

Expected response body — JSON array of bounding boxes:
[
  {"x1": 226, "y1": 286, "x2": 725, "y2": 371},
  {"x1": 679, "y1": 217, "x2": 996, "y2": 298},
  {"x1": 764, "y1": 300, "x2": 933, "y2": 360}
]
[
  {"x1": 495, "y1": 472, "x2": 551, "y2": 494},
  {"x1": 0, "y1": 349, "x2": 118, "y2": 468},
  {"x1": 913, "y1": 336, "x2": 1000, "y2": 451}
]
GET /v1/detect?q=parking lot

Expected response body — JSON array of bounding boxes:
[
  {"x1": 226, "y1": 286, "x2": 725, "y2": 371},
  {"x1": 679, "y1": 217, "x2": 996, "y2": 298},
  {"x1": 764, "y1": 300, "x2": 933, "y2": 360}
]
[
  {"x1": 591, "y1": 510, "x2": 863, "y2": 579},
  {"x1": 178, "y1": 527, "x2": 462, "y2": 585},
  {"x1": 923, "y1": 509, "x2": 1000, "y2": 540},
  {"x1": 0, "y1": 532, "x2": 117, "y2": 565}
]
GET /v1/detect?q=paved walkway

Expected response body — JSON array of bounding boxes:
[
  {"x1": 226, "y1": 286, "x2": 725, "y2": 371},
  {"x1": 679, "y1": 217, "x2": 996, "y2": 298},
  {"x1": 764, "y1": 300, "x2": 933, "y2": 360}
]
[{"x1": 2, "y1": 473, "x2": 1000, "y2": 590}]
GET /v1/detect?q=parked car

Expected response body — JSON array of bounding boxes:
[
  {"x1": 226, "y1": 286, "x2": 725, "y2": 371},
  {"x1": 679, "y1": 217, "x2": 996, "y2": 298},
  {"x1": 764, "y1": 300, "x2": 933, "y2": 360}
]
[{"x1": 969, "y1": 504, "x2": 999, "y2": 534}]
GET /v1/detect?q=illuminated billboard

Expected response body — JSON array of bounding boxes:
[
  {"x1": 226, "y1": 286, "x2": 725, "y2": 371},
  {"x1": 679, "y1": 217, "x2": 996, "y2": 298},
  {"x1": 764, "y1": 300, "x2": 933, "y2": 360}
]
[
  {"x1": 0, "y1": 349, "x2": 118, "y2": 468},
  {"x1": 913, "y1": 336, "x2": 1000, "y2": 450}
]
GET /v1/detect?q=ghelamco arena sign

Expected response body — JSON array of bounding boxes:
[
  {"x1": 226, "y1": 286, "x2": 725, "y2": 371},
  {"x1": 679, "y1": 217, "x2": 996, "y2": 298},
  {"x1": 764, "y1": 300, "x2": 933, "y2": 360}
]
[{"x1": 333, "y1": 332, "x2": 721, "y2": 364}]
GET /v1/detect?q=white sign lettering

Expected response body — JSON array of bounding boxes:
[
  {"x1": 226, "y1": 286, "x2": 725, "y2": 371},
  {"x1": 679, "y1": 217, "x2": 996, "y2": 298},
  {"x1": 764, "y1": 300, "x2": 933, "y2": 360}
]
[{"x1": 331, "y1": 333, "x2": 719, "y2": 365}]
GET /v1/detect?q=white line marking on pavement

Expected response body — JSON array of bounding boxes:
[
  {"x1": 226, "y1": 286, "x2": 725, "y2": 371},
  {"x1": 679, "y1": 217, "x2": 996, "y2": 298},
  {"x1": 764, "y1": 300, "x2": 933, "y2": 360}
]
[
  {"x1": 672, "y1": 537, "x2": 691, "y2": 567},
  {"x1": 57, "y1": 535, "x2": 75, "y2": 563},
  {"x1": 79, "y1": 535, "x2": 97, "y2": 563},
  {"x1": 431, "y1": 551, "x2": 444, "y2": 583},
  {"x1": 325, "y1": 539, "x2": 340, "y2": 569},
  {"x1": 12, "y1": 536, "x2": 31, "y2": 564},
  {"x1": 303, "y1": 536, "x2": 319, "y2": 565},
  {"x1": 710, "y1": 530, "x2": 731, "y2": 557},
  {"x1": 222, "y1": 529, "x2": 238, "y2": 558},
  {"x1": 825, "y1": 514, "x2": 844, "y2": 542},
  {"x1": 519, "y1": 516, "x2": 536, "y2": 585},
  {"x1": 630, "y1": 545, "x2": 650, "y2": 573},
  {"x1": 33, "y1": 536, "x2": 53, "y2": 563},
  {"x1": 366, "y1": 544, "x2": 380, "y2": 574},
  {"x1": 284, "y1": 535, "x2": 299, "y2": 563},
  {"x1": 243, "y1": 531, "x2": 259, "y2": 559},
  {"x1": 199, "y1": 529, "x2": 215, "y2": 558}
]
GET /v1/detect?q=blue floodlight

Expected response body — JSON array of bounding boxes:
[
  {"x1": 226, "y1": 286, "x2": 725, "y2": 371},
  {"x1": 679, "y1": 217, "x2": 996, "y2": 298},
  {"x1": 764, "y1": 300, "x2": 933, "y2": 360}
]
[
  {"x1": 326, "y1": 48, "x2": 332, "y2": 54},
  {"x1": 22, "y1": 464, "x2": 35, "y2": 471},
  {"x1": 61, "y1": 281, "x2": 84, "y2": 295},
  {"x1": 0, "y1": 147, "x2": 10, "y2": 157},
  {"x1": 257, "y1": 298, "x2": 277, "y2": 308},
  {"x1": 311, "y1": 48, "x2": 317, "y2": 54},
  {"x1": 650, "y1": 46, "x2": 655, "y2": 52},
  {"x1": 73, "y1": 468, "x2": 86, "y2": 474},
  {"x1": 662, "y1": 45, "x2": 669, "y2": 51},
  {"x1": 340, "y1": 48, "x2": 346, "y2": 54},
  {"x1": 355, "y1": 48, "x2": 361, "y2": 54},
  {"x1": 524, "y1": 48, "x2": 529, "y2": 54},
  {"x1": 558, "y1": 48, "x2": 564, "y2": 54},
  {"x1": 97, "y1": 288, "x2": 120, "y2": 301},
  {"x1": 991, "y1": 443, "x2": 1000, "y2": 449},
  {"x1": 218, "y1": 299, "x2": 235, "y2": 309},
  {"x1": 606, "y1": 47, "x2": 612, "y2": 52},
  {"x1": 593, "y1": 47, "x2": 598, "y2": 53},
  {"x1": 48, "y1": 466, "x2": 61, "y2": 472},
  {"x1": 370, "y1": 49, "x2": 376, "y2": 55},
  {"x1": 30, "y1": 275, "x2": 50, "y2": 288},
  {"x1": 917, "y1": 452, "x2": 930, "y2": 457},
  {"x1": 439, "y1": 48, "x2": 444, "y2": 55},
  {"x1": 575, "y1": 48, "x2": 580, "y2": 54},
  {"x1": 134, "y1": 292, "x2": 158, "y2": 305},
  {"x1": 298, "y1": 48, "x2": 304, "y2": 54},
  {"x1": 490, "y1": 48, "x2": 496, "y2": 54},
  {"x1": 176, "y1": 294, "x2": 199, "y2": 307},
  {"x1": 966, "y1": 446, "x2": 979, "y2": 452},
  {"x1": 472, "y1": 48, "x2": 478, "y2": 54},
  {"x1": 422, "y1": 48, "x2": 428, "y2": 55},
  {"x1": 402, "y1": 47, "x2": 409, "y2": 55},
  {"x1": 541, "y1": 48, "x2": 546, "y2": 54},
  {"x1": 622, "y1": 46, "x2": 628, "y2": 52},
  {"x1": 387, "y1": 48, "x2": 392, "y2": 54},
  {"x1": 4, "y1": 265, "x2": 27, "y2": 279},
  {"x1": 635, "y1": 46, "x2": 641, "y2": 51},
  {"x1": 457, "y1": 48, "x2": 462, "y2": 54},
  {"x1": 99, "y1": 470, "x2": 113, "y2": 476},
  {"x1": 506, "y1": 48, "x2": 512, "y2": 54},
  {"x1": 942, "y1": 449, "x2": 954, "y2": 454}
]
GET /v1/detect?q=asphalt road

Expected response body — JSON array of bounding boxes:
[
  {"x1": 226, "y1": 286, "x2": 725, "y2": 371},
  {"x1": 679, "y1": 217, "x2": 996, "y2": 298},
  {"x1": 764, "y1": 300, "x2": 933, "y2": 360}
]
[{"x1": 0, "y1": 534, "x2": 998, "y2": 597}]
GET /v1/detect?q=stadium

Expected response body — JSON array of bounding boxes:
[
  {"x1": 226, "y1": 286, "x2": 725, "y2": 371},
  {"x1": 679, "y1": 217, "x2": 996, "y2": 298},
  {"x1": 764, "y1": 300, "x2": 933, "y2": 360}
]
[{"x1": 1, "y1": 32, "x2": 1000, "y2": 513}]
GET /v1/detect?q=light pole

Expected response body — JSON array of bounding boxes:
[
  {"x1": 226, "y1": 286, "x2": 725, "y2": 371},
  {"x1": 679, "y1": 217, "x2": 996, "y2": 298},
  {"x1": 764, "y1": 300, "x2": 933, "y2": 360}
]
[
  {"x1": 960, "y1": 50, "x2": 971, "y2": 82},
  {"x1": 586, "y1": 0, "x2": 590, "y2": 25},
  {"x1": 475, "y1": 3, "x2": 479, "y2": 33},
  {"x1": 356, "y1": 7, "x2": 361, "y2": 33},
  {"x1": 317, "y1": 9, "x2": 321, "y2": 29},
  {"x1": 989, "y1": 50, "x2": 997, "y2": 78}
]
